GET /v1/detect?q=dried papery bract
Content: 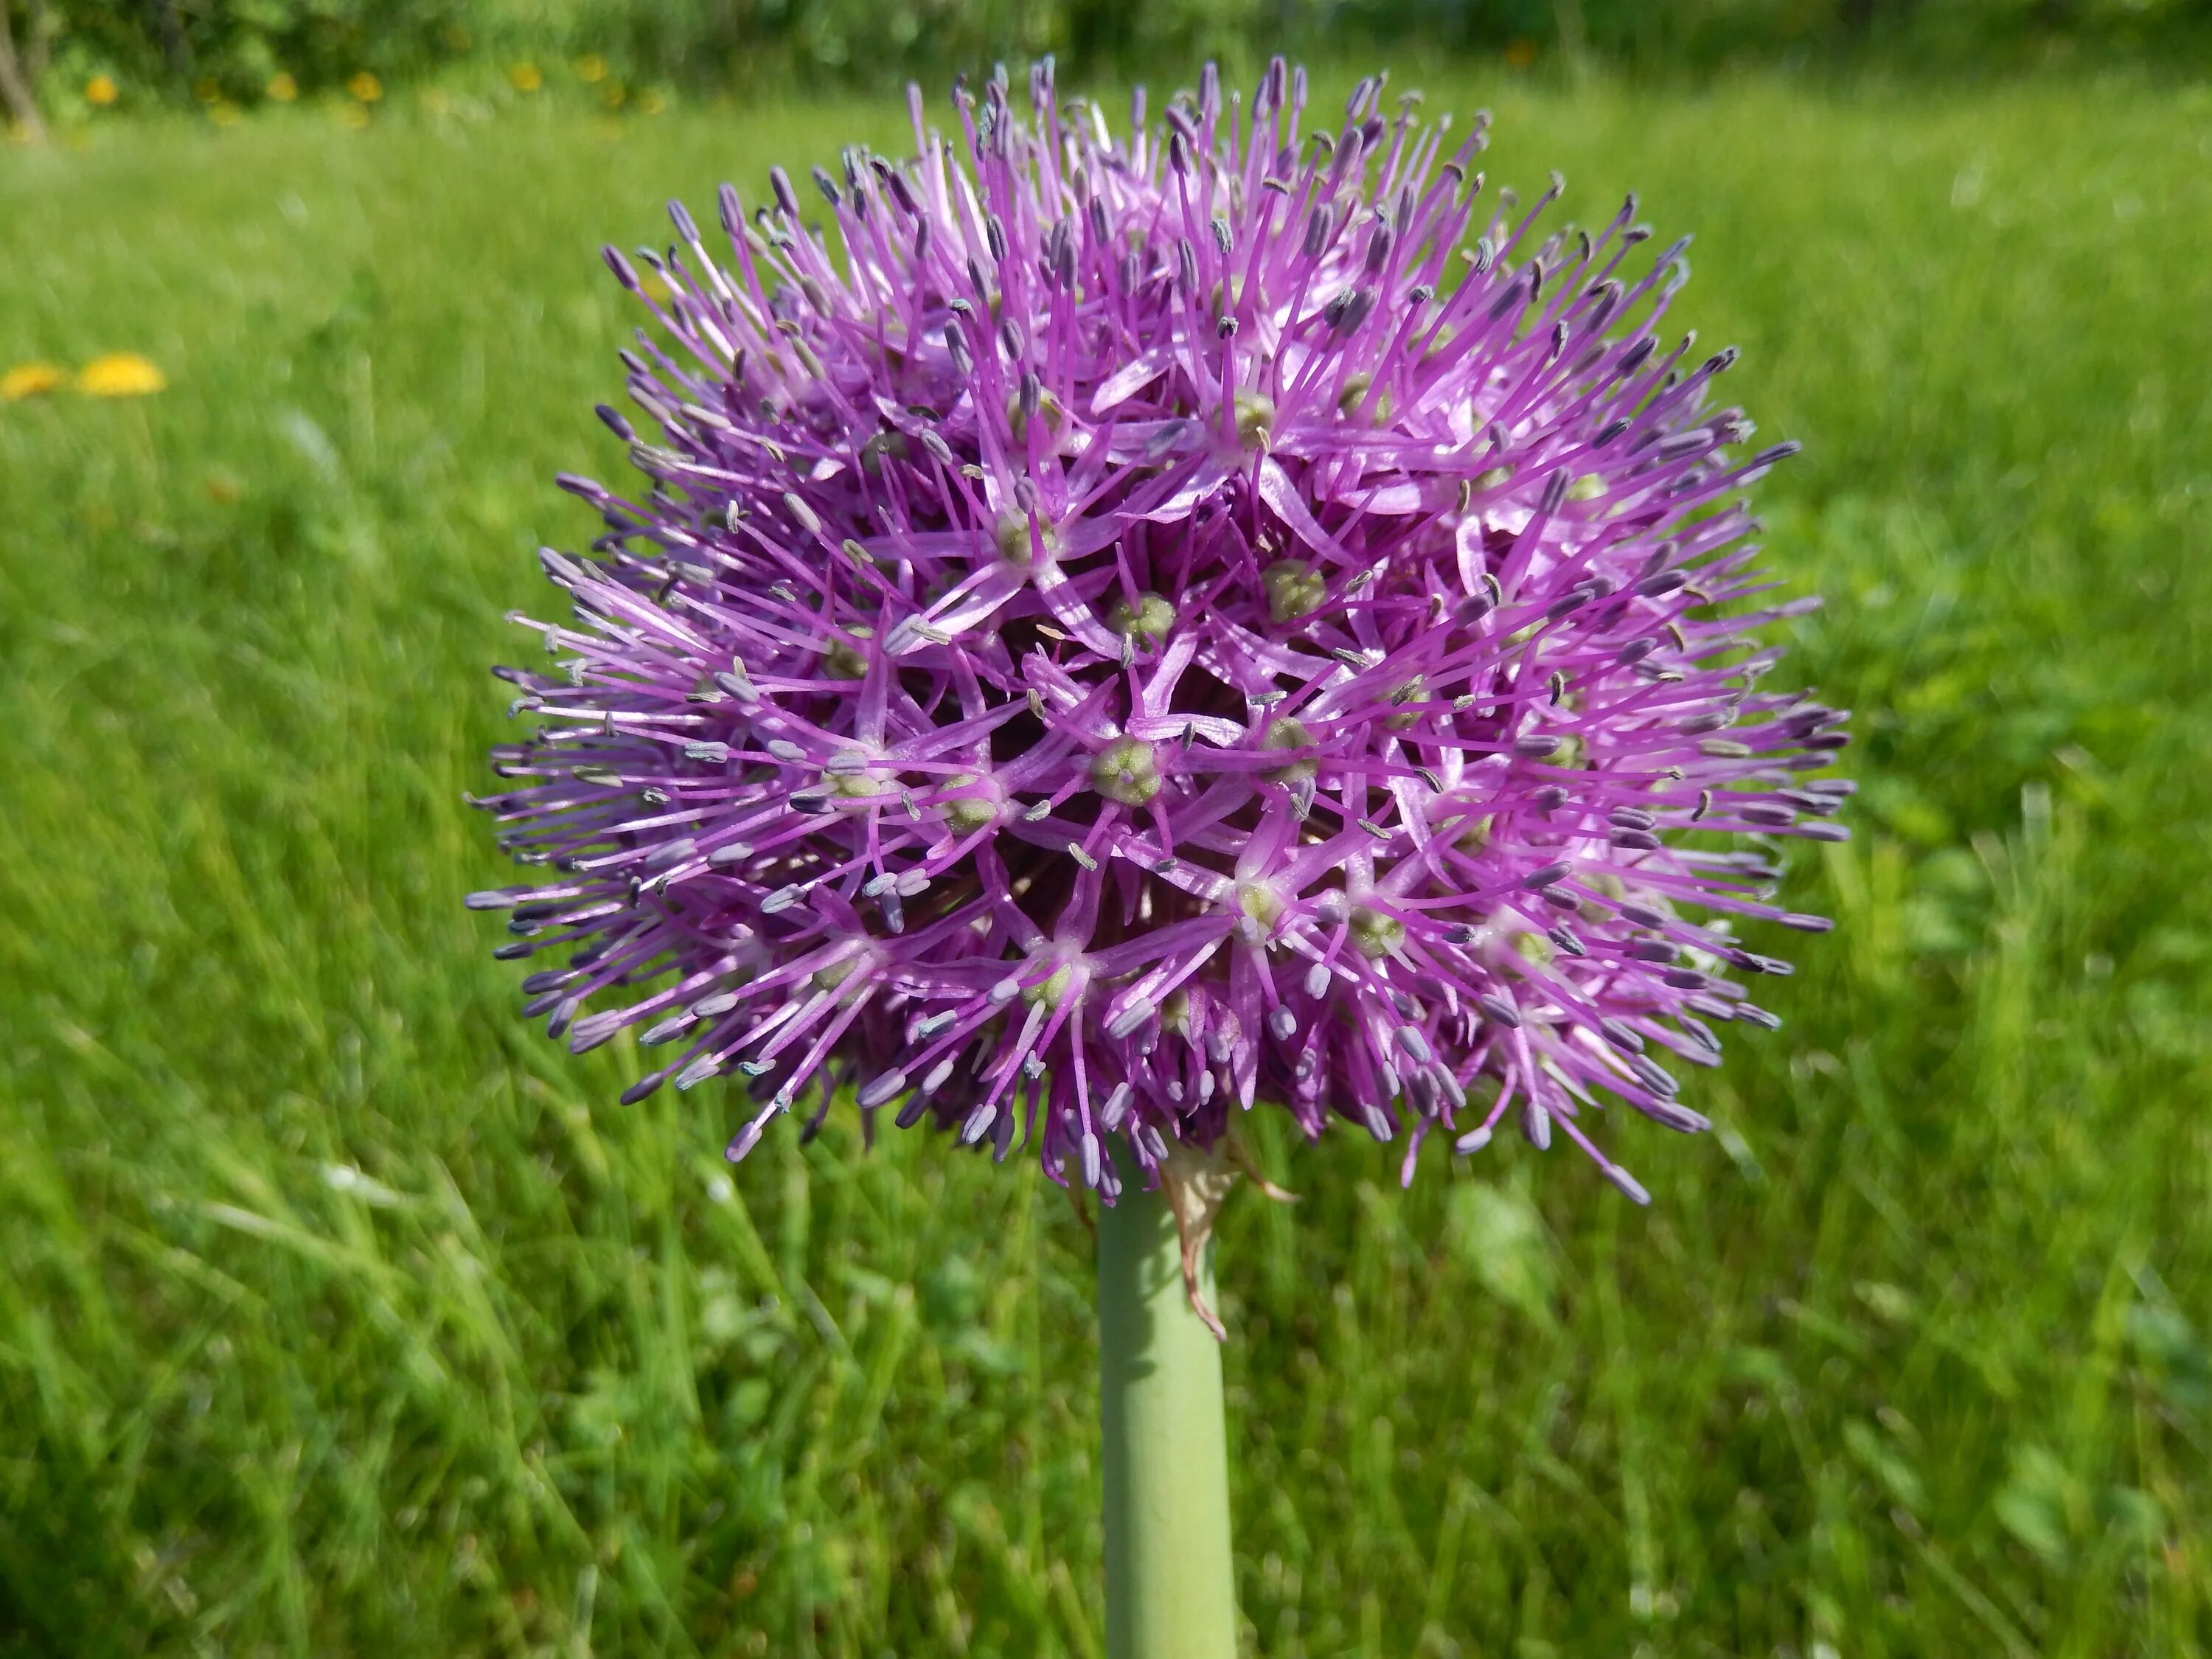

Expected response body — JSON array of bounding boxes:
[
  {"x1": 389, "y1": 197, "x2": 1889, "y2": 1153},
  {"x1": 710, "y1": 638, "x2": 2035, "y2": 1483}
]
[{"x1": 472, "y1": 58, "x2": 1846, "y2": 1221}]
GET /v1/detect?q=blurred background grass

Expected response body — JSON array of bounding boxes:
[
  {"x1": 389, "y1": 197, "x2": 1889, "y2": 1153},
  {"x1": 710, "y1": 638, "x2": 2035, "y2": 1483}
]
[
  {"x1": 0, "y1": 0, "x2": 2208, "y2": 133},
  {"x1": 1, "y1": 28, "x2": 2211, "y2": 1659}
]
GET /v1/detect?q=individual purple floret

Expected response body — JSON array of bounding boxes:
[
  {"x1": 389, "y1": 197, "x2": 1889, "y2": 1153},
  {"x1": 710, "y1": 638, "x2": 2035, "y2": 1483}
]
[{"x1": 470, "y1": 59, "x2": 1847, "y2": 1204}]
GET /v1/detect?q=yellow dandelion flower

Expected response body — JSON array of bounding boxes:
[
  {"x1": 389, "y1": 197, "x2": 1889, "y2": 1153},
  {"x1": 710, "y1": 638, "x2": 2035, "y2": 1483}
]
[
  {"x1": 86, "y1": 75, "x2": 119, "y2": 107},
  {"x1": 637, "y1": 88, "x2": 666, "y2": 116},
  {"x1": 267, "y1": 72, "x2": 298, "y2": 103},
  {"x1": 509, "y1": 63, "x2": 543, "y2": 93},
  {"x1": 1503, "y1": 38, "x2": 1539, "y2": 69},
  {"x1": 77, "y1": 353, "x2": 167, "y2": 397},
  {"x1": 2, "y1": 361, "x2": 69, "y2": 400},
  {"x1": 209, "y1": 102, "x2": 242, "y2": 128},
  {"x1": 575, "y1": 54, "x2": 607, "y2": 84},
  {"x1": 347, "y1": 72, "x2": 382, "y2": 103},
  {"x1": 337, "y1": 102, "x2": 370, "y2": 131}
]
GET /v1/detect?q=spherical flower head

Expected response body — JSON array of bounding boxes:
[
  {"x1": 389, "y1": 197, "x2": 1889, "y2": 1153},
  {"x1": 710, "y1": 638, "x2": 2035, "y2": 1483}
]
[{"x1": 471, "y1": 60, "x2": 1848, "y2": 1206}]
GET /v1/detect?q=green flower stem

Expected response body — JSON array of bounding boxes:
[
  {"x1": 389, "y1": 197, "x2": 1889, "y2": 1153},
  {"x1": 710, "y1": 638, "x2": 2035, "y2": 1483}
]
[{"x1": 1097, "y1": 1152, "x2": 1238, "y2": 1659}]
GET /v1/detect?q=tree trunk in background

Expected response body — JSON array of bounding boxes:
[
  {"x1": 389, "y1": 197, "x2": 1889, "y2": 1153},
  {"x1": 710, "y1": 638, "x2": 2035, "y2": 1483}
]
[
  {"x1": 1843, "y1": 0, "x2": 1927, "y2": 30},
  {"x1": 0, "y1": 1, "x2": 46, "y2": 140},
  {"x1": 1554, "y1": 0, "x2": 1591, "y2": 77},
  {"x1": 151, "y1": 0, "x2": 191, "y2": 80},
  {"x1": 1067, "y1": 0, "x2": 1135, "y2": 80}
]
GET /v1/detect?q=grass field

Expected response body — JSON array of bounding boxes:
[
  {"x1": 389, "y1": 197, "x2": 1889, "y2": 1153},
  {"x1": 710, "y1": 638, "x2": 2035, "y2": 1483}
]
[{"x1": 2, "y1": 68, "x2": 2210, "y2": 1658}]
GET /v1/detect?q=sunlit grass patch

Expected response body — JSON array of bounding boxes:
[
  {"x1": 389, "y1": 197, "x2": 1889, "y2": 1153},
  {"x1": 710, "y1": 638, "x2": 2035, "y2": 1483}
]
[{"x1": 0, "y1": 72, "x2": 2207, "y2": 1655}]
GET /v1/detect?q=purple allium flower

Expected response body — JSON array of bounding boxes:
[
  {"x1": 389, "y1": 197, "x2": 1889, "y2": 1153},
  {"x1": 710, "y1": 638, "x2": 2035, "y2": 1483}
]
[{"x1": 471, "y1": 60, "x2": 1846, "y2": 1205}]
